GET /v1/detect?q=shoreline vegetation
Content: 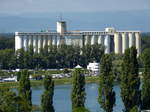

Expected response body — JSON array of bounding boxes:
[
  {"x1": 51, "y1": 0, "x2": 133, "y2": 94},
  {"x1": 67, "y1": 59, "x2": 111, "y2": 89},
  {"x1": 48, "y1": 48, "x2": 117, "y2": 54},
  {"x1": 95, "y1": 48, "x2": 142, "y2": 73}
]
[
  {"x1": 0, "y1": 76, "x2": 100, "y2": 88},
  {"x1": 0, "y1": 73, "x2": 143, "y2": 89}
]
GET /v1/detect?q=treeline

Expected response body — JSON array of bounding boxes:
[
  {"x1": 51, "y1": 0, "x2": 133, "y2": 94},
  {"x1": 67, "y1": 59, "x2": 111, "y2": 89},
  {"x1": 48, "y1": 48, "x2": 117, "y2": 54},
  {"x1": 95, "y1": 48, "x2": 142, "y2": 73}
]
[
  {"x1": 0, "y1": 34, "x2": 14, "y2": 50},
  {"x1": 0, "y1": 44, "x2": 104, "y2": 69},
  {"x1": 1, "y1": 47, "x2": 150, "y2": 112},
  {"x1": 141, "y1": 33, "x2": 150, "y2": 51}
]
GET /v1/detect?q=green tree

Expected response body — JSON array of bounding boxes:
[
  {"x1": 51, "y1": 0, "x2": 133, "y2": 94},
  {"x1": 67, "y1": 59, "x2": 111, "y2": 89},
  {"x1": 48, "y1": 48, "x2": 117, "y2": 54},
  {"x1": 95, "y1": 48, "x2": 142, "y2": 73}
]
[
  {"x1": 98, "y1": 54, "x2": 116, "y2": 112},
  {"x1": 81, "y1": 44, "x2": 104, "y2": 67},
  {"x1": 121, "y1": 46, "x2": 140, "y2": 112},
  {"x1": 112, "y1": 54, "x2": 123, "y2": 81},
  {"x1": 141, "y1": 49, "x2": 150, "y2": 110},
  {"x1": 81, "y1": 44, "x2": 92, "y2": 67},
  {"x1": 16, "y1": 48, "x2": 25, "y2": 69},
  {"x1": 18, "y1": 70, "x2": 32, "y2": 112},
  {"x1": 73, "y1": 107, "x2": 90, "y2": 112},
  {"x1": 41, "y1": 75, "x2": 55, "y2": 112},
  {"x1": 0, "y1": 34, "x2": 15, "y2": 50},
  {"x1": 0, "y1": 88, "x2": 19, "y2": 112},
  {"x1": 63, "y1": 68, "x2": 70, "y2": 74},
  {"x1": 71, "y1": 68, "x2": 86, "y2": 112},
  {"x1": 33, "y1": 53, "x2": 43, "y2": 69},
  {"x1": 0, "y1": 43, "x2": 104, "y2": 69},
  {"x1": 90, "y1": 44, "x2": 104, "y2": 62},
  {"x1": 0, "y1": 49, "x2": 15, "y2": 69},
  {"x1": 129, "y1": 106, "x2": 139, "y2": 112},
  {"x1": 141, "y1": 34, "x2": 150, "y2": 52},
  {"x1": 26, "y1": 46, "x2": 34, "y2": 69}
]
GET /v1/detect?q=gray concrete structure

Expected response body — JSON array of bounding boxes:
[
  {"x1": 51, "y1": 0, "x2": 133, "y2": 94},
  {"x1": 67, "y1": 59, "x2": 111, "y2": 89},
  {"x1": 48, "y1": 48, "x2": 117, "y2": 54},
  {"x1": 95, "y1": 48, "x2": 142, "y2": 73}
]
[{"x1": 15, "y1": 21, "x2": 141, "y2": 55}]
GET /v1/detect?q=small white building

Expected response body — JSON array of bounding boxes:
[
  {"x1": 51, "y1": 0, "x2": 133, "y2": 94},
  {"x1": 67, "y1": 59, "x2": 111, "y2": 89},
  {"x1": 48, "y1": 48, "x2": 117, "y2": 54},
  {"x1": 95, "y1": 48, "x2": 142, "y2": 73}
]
[
  {"x1": 87, "y1": 62, "x2": 100, "y2": 75},
  {"x1": 75, "y1": 65, "x2": 83, "y2": 69}
]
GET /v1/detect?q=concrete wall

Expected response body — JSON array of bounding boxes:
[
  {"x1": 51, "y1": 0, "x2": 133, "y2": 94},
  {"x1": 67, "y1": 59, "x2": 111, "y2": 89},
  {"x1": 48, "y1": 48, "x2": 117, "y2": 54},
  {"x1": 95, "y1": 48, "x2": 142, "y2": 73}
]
[{"x1": 15, "y1": 30, "x2": 141, "y2": 55}]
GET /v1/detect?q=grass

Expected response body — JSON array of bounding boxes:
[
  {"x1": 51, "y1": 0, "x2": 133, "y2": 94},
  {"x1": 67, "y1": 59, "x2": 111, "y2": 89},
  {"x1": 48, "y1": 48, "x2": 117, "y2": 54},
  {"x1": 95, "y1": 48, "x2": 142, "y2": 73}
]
[
  {"x1": 0, "y1": 76, "x2": 99, "y2": 89},
  {"x1": 0, "y1": 82, "x2": 19, "y2": 88}
]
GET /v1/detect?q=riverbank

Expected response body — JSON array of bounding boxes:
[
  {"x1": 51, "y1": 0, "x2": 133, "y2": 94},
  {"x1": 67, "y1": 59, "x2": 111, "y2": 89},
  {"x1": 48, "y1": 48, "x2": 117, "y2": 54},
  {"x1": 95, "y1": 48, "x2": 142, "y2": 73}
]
[{"x1": 0, "y1": 76, "x2": 99, "y2": 88}]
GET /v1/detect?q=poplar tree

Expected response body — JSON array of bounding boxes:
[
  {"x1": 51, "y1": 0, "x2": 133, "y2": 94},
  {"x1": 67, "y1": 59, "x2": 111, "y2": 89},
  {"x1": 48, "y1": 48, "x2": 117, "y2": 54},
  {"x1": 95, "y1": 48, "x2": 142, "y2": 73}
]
[
  {"x1": 121, "y1": 46, "x2": 140, "y2": 112},
  {"x1": 71, "y1": 68, "x2": 87, "y2": 112},
  {"x1": 41, "y1": 75, "x2": 55, "y2": 112},
  {"x1": 18, "y1": 70, "x2": 32, "y2": 112},
  {"x1": 0, "y1": 89, "x2": 19, "y2": 112},
  {"x1": 141, "y1": 49, "x2": 150, "y2": 110},
  {"x1": 98, "y1": 54, "x2": 116, "y2": 112}
]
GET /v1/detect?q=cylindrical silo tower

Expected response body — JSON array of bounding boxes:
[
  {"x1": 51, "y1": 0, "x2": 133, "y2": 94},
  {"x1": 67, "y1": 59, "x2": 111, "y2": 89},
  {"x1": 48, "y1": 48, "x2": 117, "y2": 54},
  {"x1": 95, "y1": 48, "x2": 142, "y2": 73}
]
[
  {"x1": 98, "y1": 35, "x2": 104, "y2": 45},
  {"x1": 33, "y1": 35, "x2": 37, "y2": 52},
  {"x1": 91, "y1": 35, "x2": 96, "y2": 45},
  {"x1": 114, "y1": 33, "x2": 122, "y2": 54},
  {"x1": 122, "y1": 32, "x2": 129, "y2": 53},
  {"x1": 135, "y1": 32, "x2": 141, "y2": 56},
  {"x1": 15, "y1": 32, "x2": 23, "y2": 51},
  {"x1": 37, "y1": 35, "x2": 41, "y2": 53},
  {"x1": 128, "y1": 32, "x2": 136, "y2": 48},
  {"x1": 104, "y1": 35, "x2": 110, "y2": 54}
]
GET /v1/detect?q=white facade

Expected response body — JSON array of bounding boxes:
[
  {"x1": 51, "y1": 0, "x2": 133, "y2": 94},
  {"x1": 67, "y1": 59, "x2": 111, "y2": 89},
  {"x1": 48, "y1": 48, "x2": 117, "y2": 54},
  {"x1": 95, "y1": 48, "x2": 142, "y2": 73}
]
[
  {"x1": 57, "y1": 21, "x2": 67, "y2": 35},
  {"x1": 87, "y1": 62, "x2": 100, "y2": 75},
  {"x1": 15, "y1": 21, "x2": 141, "y2": 55},
  {"x1": 104, "y1": 35, "x2": 110, "y2": 54}
]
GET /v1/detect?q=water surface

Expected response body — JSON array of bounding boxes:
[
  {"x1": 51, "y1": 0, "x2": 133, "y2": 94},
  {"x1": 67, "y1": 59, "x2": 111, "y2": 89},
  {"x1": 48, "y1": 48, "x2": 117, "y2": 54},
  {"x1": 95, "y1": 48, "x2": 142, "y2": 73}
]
[{"x1": 32, "y1": 83, "x2": 124, "y2": 112}]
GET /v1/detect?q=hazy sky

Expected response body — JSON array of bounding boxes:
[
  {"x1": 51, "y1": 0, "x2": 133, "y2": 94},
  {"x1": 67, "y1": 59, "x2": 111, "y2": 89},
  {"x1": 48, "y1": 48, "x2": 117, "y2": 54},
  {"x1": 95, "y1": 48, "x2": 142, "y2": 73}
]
[
  {"x1": 0, "y1": 0, "x2": 150, "y2": 32},
  {"x1": 0, "y1": 0, "x2": 150, "y2": 14}
]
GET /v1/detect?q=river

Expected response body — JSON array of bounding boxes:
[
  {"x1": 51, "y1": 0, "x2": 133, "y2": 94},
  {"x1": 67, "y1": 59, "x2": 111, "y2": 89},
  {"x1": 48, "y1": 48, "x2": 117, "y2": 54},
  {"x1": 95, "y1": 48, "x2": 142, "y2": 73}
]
[{"x1": 32, "y1": 83, "x2": 124, "y2": 112}]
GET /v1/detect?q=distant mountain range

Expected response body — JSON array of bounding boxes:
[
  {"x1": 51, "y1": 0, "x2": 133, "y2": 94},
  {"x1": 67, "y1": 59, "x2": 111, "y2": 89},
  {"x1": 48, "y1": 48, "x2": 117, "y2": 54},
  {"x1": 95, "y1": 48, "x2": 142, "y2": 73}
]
[{"x1": 0, "y1": 11, "x2": 150, "y2": 32}]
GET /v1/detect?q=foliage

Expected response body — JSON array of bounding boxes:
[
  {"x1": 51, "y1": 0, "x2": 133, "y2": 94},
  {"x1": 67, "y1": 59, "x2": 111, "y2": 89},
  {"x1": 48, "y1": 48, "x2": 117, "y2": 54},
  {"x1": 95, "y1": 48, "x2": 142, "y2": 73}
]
[
  {"x1": 0, "y1": 70, "x2": 9, "y2": 77},
  {"x1": 121, "y1": 46, "x2": 141, "y2": 112},
  {"x1": 0, "y1": 44, "x2": 104, "y2": 70},
  {"x1": 18, "y1": 70, "x2": 32, "y2": 112},
  {"x1": 141, "y1": 34, "x2": 150, "y2": 52},
  {"x1": 111, "y1": 54, "x2": 123, "y2": 81},
  {"x1": 98, "y1": 54, "x2": 116, "y2": 112},
  {"x1": 0, "y1": 49, "x2": 15, "y2": 69},
  {"x1": 0, "y1": 34, "x2": 14, "y2": 50},
  {"x1": 63, "y1": 68, "x2": 70, "y2": 74},
  {"x1": 0, "y1": 33, "x2": 150, "y2": 69},
  {"x1": 129, "y1": 106, "x2": 139, "y2": 112},
  {"x1": 41, "y1": 75, "x2": 55, "y2": 112},
  {"x1": 0, "y1": 88, "x2": 19, "y2": 112},
  {"x1": 73, "y1": 107, "x2": 90, "y2": 112},
  {"x1": 71, "y1": 68, "x2": 86, "y2": 111},
  {"x1": 141, "y1": 49, "x2": 150, "y2": 110},
  {"x1": 16, "y1": 71, "x2": 21, "y2": 81}
]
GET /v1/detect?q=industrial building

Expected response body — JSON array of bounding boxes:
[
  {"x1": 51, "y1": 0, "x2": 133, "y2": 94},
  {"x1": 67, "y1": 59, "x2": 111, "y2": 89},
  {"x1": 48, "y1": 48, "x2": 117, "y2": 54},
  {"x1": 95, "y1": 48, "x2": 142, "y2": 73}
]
[{"x1": 15, "y1": 21, "x2": 141, "y2": 55}]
